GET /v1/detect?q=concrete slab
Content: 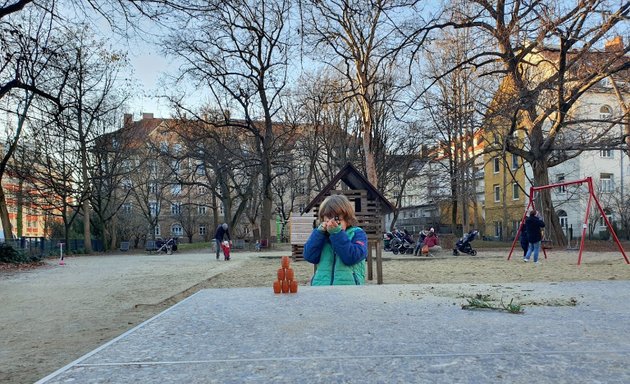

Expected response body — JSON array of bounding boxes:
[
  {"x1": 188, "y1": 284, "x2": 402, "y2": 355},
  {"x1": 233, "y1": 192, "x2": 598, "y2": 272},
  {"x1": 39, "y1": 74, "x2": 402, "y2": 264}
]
[{"x1": 37, "y1": 281, "x2": 630, "y2": 383}]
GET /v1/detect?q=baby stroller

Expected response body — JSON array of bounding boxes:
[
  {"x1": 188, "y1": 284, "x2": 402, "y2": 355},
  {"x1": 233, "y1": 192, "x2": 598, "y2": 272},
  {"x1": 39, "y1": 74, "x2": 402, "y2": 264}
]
[
  {"x1": 389, "y1": 232, "x2": 414, "y2": 255},
  {"x1": 453, "y1": 230, "x2": 479, "y2": 256},
  {"x1": 156, "y1": 237, "x2": 178, "y2": 255}
]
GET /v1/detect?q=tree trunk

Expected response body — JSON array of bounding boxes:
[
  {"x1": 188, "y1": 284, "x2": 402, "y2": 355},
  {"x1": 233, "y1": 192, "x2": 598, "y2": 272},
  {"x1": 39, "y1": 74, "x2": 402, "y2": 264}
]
[
  {"x1": 83, "y1": 199, "x2": 92, "y2": 252},
  {"x1": 0, "y1": 187, "x2": 13, "y2": 241},
  {"x1": 531, "y1": 159, "x2": 567, "y2": 247},
  {"x1": 109, "y1": 214, "x2": 117, "y2": 251}
]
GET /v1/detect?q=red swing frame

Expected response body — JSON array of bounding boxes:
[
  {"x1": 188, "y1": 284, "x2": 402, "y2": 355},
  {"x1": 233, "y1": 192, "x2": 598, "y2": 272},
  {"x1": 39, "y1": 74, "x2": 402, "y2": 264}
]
[{"x1": 508, "y1": 177, "x2": 629, "y2": 265}]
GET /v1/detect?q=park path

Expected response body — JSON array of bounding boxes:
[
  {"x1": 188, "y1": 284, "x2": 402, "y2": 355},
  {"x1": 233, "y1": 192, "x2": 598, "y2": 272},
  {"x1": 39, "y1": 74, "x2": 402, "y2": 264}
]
[{"x1": 0, "y1": 250, "x2": 280, "y2": 384}]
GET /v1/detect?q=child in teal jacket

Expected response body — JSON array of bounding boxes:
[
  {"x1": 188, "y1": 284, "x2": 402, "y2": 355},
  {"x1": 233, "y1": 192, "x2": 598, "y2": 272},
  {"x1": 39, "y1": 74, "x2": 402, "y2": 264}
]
[{"x1": 303, "y1": 194, "x2": 368, "y2": 285}]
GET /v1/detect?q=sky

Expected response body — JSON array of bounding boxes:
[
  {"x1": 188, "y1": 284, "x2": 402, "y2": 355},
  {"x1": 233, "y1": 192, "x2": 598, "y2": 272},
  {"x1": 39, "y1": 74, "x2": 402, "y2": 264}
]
[{"x1": 125, "y1": 46, "x2": 174, "y2": 119}]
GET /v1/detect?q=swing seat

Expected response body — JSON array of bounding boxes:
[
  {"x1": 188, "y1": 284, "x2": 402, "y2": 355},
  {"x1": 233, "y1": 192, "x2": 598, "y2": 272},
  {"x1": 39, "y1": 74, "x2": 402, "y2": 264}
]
[{"x1": 541, "y1": 240, "x2": 553, "y2": 249}]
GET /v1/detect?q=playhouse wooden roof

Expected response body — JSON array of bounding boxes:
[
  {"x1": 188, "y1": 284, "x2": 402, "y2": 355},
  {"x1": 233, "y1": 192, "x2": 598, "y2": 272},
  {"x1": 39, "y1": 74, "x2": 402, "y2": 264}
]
[{"x1": 303, "y1": 162, "x2": 395, "y2": 214}]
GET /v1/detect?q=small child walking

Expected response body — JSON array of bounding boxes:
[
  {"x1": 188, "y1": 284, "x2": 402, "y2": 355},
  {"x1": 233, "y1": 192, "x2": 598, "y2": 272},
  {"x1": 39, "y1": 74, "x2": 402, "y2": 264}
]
[{"x1": 221, "y1": 240, "x2": 231, "y2": 261}]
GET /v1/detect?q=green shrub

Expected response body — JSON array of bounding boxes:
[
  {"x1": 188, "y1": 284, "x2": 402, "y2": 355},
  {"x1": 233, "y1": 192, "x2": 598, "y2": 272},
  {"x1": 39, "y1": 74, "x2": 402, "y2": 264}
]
[{"x1": 0, "y1": 243, "x2": 31, "y2": 264}]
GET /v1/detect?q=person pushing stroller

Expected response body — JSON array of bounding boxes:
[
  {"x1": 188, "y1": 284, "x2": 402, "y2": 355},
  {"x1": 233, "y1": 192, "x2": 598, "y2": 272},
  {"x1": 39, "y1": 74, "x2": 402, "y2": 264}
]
[{"x1": 414, "y1": 229, "x2": 429, "y2": 256}]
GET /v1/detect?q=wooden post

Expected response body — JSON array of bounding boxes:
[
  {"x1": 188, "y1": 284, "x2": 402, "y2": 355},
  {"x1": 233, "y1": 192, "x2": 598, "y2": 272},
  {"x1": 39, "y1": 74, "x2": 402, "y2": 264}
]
[
  {"x1": 367, "y1": 243, "x2": 374, "y2": 280},
  {"x1": 375, "y1": 240, "x2": 383, "y2": 284}
]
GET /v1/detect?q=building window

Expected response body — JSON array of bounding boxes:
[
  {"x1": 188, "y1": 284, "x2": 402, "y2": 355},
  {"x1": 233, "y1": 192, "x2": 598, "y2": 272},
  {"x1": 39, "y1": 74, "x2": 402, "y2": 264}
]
[
  {"x1": 493, "y1": 157, "x2": 500, "y2": 173},
  {"x1": 154, "y1": 224, "x2": 161, "y2": 236},
  {"x1": 600, "y1": 173, "x2": 613, "y2": 193},
  {"x1": 171, "y1": 184, "x2": 182, "y2": 195},
  {"x1": 122, "y1": 203, "x2": 132, "y2": 214},
  {"x1": 196, "y1": 162, "x2": 205, "y2": 175},
  {"x1": 494, "y1": 184, "x2": 500, "y2": 202},
  {"x1": 512, "y1": 183, "x2": 520, "y2": 200},
  {"x1": 511, "y1": 154, "x2": 518, "y2": 170},
  {"x1": 160, "y1": 142, "x2": 168, "y2": 152},
  {"x1": 122, "y1": 160, "x2": 133, "y2": 173},
  {"x1": 556, "y1": 174, "x2": 566, "y2": 193},
  {"x1": 171, "y1": 160, "x2": 180, "y2": 174},
  {"x1": 149, "y1": 160, "x2": 159, "y2": 175},
  {"x1": 494, "y1": 221, "x2": 502, "y2": 238},
  {"x1": 297, "y1": 164, "x2": 305, "y2": 175},
  {"x1": 600, "y1": 105, "x2": 612, "y2": 119},
  {"x1": 121, "y1": 179, "x2": 132, "y2": 191},
  {"x1": 149, "y1": 202, "x2": 159, "y2": 217},
  {"x1": 599, "y1": 208, "x2": 613, "y2": 227},
  {"x1": 171, "y1": 202, "x2": 181, "y2": 215},
  {"x1": 171, "y1": 223, "x2": 183, "y2": 237},
  {"x1": 149, "y1": 182, "x2": 157, "y2": 194},
  {"x1": 512, "y1": 220, "x2": 520, "y2": 236},
  {"x1": 198, "y1": 205, "x2": 207, "y2": 215},
  {"x1": 557, "y1": 210, "x2": 568, "y2": 229},
  {"x1": 199, "y1": 225, "x2": 207, "y2": 236},
  {"x1": 600, "y1": 149, "x2": 613, "y2": 158}
]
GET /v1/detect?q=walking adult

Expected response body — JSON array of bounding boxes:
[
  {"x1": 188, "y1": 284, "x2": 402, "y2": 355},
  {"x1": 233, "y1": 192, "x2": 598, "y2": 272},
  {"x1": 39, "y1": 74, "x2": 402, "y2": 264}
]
[
  {"x1": 523, "y1": 210, "x2": 545, "y2": 264},
  {"x1": 214, "y1": 223, "x2": 231, "y2": 260},
  {"x1": 519, "y1": 223, "x2": 529, "y2": 259}
]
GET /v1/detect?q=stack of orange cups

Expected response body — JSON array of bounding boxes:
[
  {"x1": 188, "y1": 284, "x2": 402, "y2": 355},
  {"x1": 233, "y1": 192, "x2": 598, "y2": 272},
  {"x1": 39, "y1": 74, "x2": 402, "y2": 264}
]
[{"x1": 273, "y1": 256, "x2": 298, "y2": 294}]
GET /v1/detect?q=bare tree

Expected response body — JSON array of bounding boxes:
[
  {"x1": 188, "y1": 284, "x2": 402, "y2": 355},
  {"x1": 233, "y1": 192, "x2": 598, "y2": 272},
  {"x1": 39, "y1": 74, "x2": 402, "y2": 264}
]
[
  {"x1": 49, "y1": 24, "x2": 129, "y2": 252},
  {"x1": 421, "y1": 25, "x2": 496, "y2": 235},
  {"x1": 300, "y1": 0, "x2": 437, "y2": 186},
  {"x1": 164, "y1": 0, "x2": 296, "y2": 240},
  {"x1": 449, "y1": 0, "x2": 630, "y2": 246}
]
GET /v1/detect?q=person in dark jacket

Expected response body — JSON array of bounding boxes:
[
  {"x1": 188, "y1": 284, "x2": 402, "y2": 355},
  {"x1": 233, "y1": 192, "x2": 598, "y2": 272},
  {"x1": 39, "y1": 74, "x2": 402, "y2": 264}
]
[
  {"x1": 519, "y1": 223, "x2": 528, "y2": 258},
  {"x1": 523, "y1": 210, "x2": 545, "y2": 263},
  {"x1": 303, "y1": 194, "x2": 368, "y2": 285},
  {"x1": 214, "y1": 223, "x2": 231, "y2": 260}
]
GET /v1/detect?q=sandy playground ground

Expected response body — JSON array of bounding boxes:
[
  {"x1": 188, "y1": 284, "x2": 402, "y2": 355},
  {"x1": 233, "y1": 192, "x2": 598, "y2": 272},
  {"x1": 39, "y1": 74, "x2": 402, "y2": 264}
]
[{"x1": 1, "y1": 244, "x2": 629, "y2": 384}]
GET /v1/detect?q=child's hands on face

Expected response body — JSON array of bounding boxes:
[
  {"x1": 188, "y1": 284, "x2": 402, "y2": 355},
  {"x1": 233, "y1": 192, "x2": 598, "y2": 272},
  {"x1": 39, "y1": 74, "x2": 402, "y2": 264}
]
[
  {"x1": 326, "y1": 218, "x2": 339, "y2": 231},
  {"x1": 322, "y1": 216, "x2": 340, "y2": 232}
]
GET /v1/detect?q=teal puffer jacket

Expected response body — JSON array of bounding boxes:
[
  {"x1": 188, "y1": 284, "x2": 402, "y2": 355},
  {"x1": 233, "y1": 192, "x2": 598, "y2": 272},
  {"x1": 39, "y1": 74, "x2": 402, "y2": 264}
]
[{"x1": 304, "y1": 226, "x2": 368, "y2": 286}]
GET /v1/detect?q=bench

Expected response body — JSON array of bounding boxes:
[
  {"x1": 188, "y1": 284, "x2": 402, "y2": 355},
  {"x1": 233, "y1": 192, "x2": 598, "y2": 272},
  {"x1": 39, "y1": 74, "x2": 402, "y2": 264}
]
[
  {"x1": 145, "y1": 240, "x2": 158, "y2": 252},
  {"x1": 120, "y1": 241, "x2": 130, "y2": 252}
]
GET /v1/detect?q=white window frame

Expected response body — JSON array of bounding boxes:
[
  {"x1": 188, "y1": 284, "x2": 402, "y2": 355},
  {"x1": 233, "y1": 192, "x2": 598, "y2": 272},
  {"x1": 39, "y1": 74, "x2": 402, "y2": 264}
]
[
  {"x1": 171, "y1": 223, "x2": 183, "y2": 237},
  {"x1": 600, "y1": 149, "x2": 613, "y2": 158},
  {"x1": 171, "y1": 202, "x2": 181, "y2": 215},
  {"x1": 600, "y1": 174, "x2": 613, "y2": 193},
  {"x1": 511, "y1": 154, "x2": 518, "y2": 170},
  {"x1": 494, "y1": 184, "x2": 500, "y2": 202},
  {"x1": 494, "y1": 221, "x2": 502, "y2": 237},
  {"x1": 556, "y1": 174, "x2": 566, "y2": 193},
  {"x1": 199, "y1": 225, "x2": 207, "y2": 236},
  {"x1": 493, "y1": 157, "x2": 500, "y2": 173},
  {"x1": 149, "y1": 201, "x2": 159, "y2": 217},
  {"x1": 512, "y1": 183, "x2": 520, "y2": 200},
  {"x1": 198, "y1": 205, "x2": 207, "y2": 215}
]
